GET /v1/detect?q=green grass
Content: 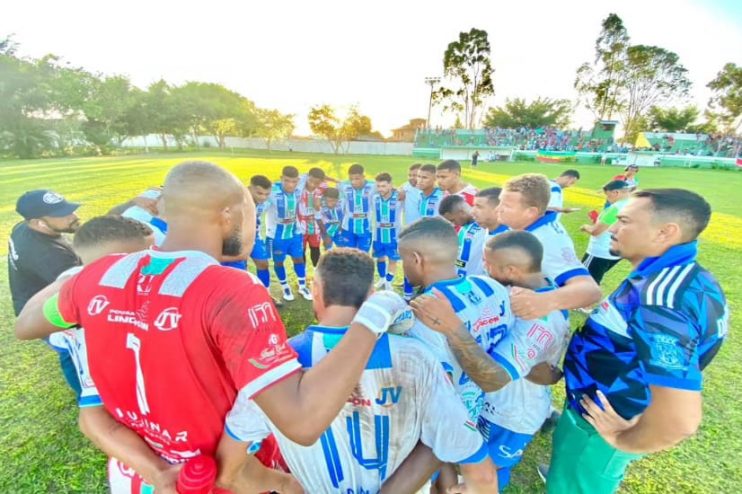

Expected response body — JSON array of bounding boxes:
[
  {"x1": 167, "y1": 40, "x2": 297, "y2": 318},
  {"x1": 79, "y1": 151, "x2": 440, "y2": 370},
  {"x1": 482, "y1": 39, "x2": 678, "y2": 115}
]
[{"x1": 1, "y1": 150, "x2": 740, "y2": 493}]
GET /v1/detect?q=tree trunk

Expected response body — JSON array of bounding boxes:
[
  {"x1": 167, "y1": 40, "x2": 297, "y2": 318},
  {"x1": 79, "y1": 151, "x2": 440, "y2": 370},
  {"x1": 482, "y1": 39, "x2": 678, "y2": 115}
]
[{"x1": 160, "y1": 134, "x2": 168, "y2": 150}]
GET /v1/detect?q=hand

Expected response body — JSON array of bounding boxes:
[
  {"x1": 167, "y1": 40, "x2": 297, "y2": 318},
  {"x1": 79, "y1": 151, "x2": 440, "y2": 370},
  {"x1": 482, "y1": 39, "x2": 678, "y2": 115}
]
[
  {"x1": 409, "y1": 289, "x2": 461, "y2": 335},
  {"x1": 397, "y1": 188, "x2": 407, "y2": 201},
  {"x1": 581, "y1": 390, "x2": 640, "y2": 448},
  {"x1": 510, "y1": 287, "x2": 554, "y2": 319},
  {"x1": 526, "y1": 362, "x2": 563, "y2": 385},
  {"x1": 150, "y1": 463, "x2": 182, "y2": 494},
  {"x1": 132, "y1": 196, "x2": 159, "y2": 215},
  {"x1": 579, "y1": 224, "x2": 593, "y2": 233},
  {"x1": 447, "y1": 483, "x2": 470, "y2": 494},
  {"x1": 352, "y1": 290, "x2": 410, "y2": 336}
]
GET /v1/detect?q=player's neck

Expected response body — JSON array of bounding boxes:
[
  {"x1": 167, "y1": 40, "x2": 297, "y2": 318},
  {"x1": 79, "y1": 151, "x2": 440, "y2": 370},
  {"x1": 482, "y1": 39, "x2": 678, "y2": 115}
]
[
  {"x1": 381, "y1": 191, "x2": 392, "y2": 200},
  {"x1": 520, "y1": 273, "x2": 550, "y2": 291},
  {"x1": 317, "y1": 306, "x2": 358, "y2": 328},
  {"x1": 422, "y1": 265, "x2": 459, "y2": 288},
  {"x1": 421, "y1": 186, "x2": 434, "y2": 196},
  {"x1": 450, "y1": 180, "x2": 467, "y2": 194},
  {"x1": 158, "y1": 221, "x2": 224, "y2": 261}
]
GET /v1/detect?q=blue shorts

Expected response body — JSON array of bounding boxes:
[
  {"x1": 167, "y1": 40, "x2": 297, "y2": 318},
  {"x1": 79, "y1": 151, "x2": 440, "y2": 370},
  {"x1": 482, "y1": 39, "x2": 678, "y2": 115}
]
[
  {"x1": 269, "y1": 234, "x2": 304, "y2": 262},
  {"x1": 478, "y1": 417, "x2": 535, "y2": 488},
  {"x1": 372, "y1": 241, "x2": 400, "y2": 261},
  {"x1": 337, "y1": 230, "x2": 372, "y2": 252},
  {"x1": 250, "y1": 238, "x2": 270, "y2": 261},
  {"x1": 221, "y1": 260, "x2": 247, "y2": 270}
]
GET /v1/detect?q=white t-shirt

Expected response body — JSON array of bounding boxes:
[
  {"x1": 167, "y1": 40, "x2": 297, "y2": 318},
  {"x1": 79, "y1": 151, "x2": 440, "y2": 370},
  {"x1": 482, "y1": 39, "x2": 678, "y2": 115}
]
[
  {"x1": 400, "y1": 181, "x2": 422, "y2": 225},
  {"x1": 409, "y1": 275, "x2": 513, "y2": 422},
  {"x1": 226, "y1": 328, "x2": 487, "y2": 494},
  {"x1": 587, "y1": 199, "x2": 628, "y2": 260},
  {"x1": 482, "y1": 287, "x2": 571, "y2": 434}
]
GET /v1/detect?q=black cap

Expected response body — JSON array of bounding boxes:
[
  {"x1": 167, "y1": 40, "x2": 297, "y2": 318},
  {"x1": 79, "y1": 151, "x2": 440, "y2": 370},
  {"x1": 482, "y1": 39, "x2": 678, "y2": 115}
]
[
  {"x1": 603, "y1": 180, "x2": 630, "y2": 192},
  {"x1": 16, "y1": 190, "x2": 80, "y2": 220}
]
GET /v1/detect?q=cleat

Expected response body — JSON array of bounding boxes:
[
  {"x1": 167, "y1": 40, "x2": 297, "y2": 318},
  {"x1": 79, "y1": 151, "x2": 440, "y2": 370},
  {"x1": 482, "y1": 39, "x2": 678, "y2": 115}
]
[
  {"x1": 298, "y1": 286, "x2": 313, "y2": 301},
  {"x1": 282, "y1": 285, "x2": 295, "y2": 301}
]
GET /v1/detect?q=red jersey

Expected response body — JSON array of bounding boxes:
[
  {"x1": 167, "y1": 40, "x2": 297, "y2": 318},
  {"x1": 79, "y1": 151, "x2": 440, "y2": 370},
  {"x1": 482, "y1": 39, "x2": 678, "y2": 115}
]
[
  {"x1": 448, "y1": 184, "x2": 478, "y2": 206},
  {"x1": 57, "y1": 249, "x2": 301, "y2": 463}
]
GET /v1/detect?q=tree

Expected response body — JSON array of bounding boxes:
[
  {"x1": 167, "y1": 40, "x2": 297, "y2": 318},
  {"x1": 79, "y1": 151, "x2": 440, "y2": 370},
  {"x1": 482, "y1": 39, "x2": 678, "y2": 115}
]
[
  {"x1": 80, "y1": 75, "x2": 140, "y2": 153},
  {"x1": 308, "y1": 105, "x2": 373, "y2": 154},
  {"x1": 433, "y1": 28, "x2": 495, "y2": 129},
  {"x1": 255, "y1": 109, "x2": 294, "y2": 150},
  {"x1": 484, "y1": 97, "x2": 572, "y2": 129},
  {"x1": 619, "y1": 45, "x2": 691, "y2": 142},
  {"x1": 647, "y1": 105, "x2": 700, "y2": 132},
  {"x1": 707, "y1": 63, "x2": 742, "y2": 140},
  {"x1": 574, "y1": 13, "x2": 630, "y2": 121}
]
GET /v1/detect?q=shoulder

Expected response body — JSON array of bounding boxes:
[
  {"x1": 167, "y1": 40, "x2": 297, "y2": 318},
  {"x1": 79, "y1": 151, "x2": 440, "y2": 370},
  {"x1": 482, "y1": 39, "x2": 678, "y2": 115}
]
[
  {"x1": 467, "y1": 274, "x2": 508, "y2": 297},
  {"x1": 388, "y1": 334, "x2": 441, "y2": 367}
]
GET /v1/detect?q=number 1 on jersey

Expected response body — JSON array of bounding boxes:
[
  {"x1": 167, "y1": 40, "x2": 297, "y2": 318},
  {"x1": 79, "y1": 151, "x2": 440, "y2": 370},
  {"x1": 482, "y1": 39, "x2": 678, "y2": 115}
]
[{"x1": 126, "y1": 333, "x2": 151, "y2": 415}]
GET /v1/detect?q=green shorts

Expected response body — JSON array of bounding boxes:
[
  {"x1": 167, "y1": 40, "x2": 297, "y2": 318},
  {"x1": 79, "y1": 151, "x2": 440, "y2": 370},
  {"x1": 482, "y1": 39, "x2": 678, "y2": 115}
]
[{"x1": 547, "y1": 406, "x2": 644, "y2": 494}]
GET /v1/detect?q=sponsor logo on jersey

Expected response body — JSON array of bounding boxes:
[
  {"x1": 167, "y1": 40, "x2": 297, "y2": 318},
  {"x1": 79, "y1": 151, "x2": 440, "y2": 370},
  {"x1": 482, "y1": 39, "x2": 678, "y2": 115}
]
[
  {"x1": 651, "y1": 334, "x2": 686, "y2": 370},
  {"x1": 248, "y1": 302, "x2": 278, "y2": 328},
  {"x1": 87, "y1": 295, "x2": 110, "y2": 316},
  {"x1": 375, "y1": 386, "x2": 402, "y2": 407},
  {"x1": 107, "y1": 309, "x2": 148, "y2": 330},
  {"x1": 154, "y1": 307, "x2": 181, "y2": 331},
  {"x1": 137, "y1": 274, "x2": 155, "y2": 295},
  {"x1": 115, "y1": 407, "x2": 189, "y2": 446}
]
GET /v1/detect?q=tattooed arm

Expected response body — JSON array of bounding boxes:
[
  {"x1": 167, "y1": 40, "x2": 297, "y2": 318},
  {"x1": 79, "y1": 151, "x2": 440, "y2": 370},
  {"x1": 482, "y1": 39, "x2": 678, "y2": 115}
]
[{"x1": 442, "y1": 323, "x2": 513, "y2": 392}]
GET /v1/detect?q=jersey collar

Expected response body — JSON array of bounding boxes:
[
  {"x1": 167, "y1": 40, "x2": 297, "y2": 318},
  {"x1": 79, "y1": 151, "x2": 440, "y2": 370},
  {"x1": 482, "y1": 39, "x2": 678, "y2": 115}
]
[
  {"x1": 630, "y1": 241, "x2": 698, "y2": 278},
  {"x1": 524, "y1": 210, "x2": 559, "y2": 232},
  {"x1": 489, "y1": 224, "x2": 509, "y2": 235},
  {"x1": 306, "y1": 324, "x2": 349, "y2": 335},
  {"x1": 422, "y1": 187, "x2": 442, "y2": 199}
]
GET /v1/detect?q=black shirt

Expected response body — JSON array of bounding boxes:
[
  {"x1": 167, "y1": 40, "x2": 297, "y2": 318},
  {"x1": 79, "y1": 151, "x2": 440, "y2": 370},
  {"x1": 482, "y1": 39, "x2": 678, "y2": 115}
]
[{"x1": 7, "y1": 221, "x2": 81, "y2": 316}]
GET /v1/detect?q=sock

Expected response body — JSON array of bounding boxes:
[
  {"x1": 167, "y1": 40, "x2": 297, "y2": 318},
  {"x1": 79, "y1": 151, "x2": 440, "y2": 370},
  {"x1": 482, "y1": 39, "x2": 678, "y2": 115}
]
[
  {"x1": 310, "y1": 246, "x2": 321, "y2": 267},
  {"x1": 295, "y1": 262, "x2": 306, "y2": 286},
  {"x1": 256, "y1": 268, "x2": 271, "y2": 288},
  {"x1": 385, "y1": 272, "x2": 395, "y2": 282},
  {"x1": 275, "y1": 264, "x2": 287, "y2": 285},
  {"x1": 377, "y1": 261, "x2": 387, "y2": 279},
  {"x1": 404, "y1": 277, "x2": 413, "y2": 297}
]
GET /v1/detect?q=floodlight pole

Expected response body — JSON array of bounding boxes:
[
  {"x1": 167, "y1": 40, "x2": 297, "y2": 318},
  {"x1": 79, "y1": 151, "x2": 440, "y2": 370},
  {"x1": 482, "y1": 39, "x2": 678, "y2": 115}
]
[{"x1": 425, "y1": 77, "x2": 441, "y2": 129}]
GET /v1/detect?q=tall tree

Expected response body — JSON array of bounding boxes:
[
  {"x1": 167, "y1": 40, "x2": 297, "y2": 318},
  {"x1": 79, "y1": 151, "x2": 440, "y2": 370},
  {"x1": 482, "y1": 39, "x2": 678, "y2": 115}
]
[
  {"x1": 255, "y1": 109, "x2": 294, "y2": 151},
  {"x1": 308, "y1": 105, "x2": 372, "y2": 154},
  {"x1": 707, "y1": 63, "x2": 742, "y2": 142},
  {"x1": 80, "y1": 75, "x2": 139, "y2": 154},
  {"x1": 647, "y1": 105, "x2": 700, "y2": 133},
  {"x1": 620, "y1": 45, "x2": 691, "y2": 142},
  {"x1": 484, "y1": 97, "x2": 572, "y2": 129},
  {"x1": 574, "y1": 13, "x2": 630, "y2": 121},
  {"x1": 433, "y1": 28, "x2": 495, "y2": 129}
]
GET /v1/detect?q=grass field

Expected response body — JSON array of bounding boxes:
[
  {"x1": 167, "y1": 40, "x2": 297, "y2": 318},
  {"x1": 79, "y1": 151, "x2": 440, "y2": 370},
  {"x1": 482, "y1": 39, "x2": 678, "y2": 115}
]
[{"x1": 1, "y1": 150, "x2": 740, "y2": 493}]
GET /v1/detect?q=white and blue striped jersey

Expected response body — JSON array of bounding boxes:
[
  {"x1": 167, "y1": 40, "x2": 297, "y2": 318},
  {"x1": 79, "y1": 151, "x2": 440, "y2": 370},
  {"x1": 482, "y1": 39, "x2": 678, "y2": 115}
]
[
  {"x1": 339, "y1": 180, "x2": 376, "y2": 235},
  {"x1": 254, "y1": 200, "x2": 269, "y2": 241},
  {"x1": 265, "y1": 183, "x2": 303, "y2": 239},
  {"x1": 409, "y1": 276, "x2": 513, "y2": 422},
  {"x1": 419, "y1": 188, "x2": 444, "y2": 218},
  {"x1": 481, "y1": 285, "x2": 570, "y2": 435},
  {"x1": 456, "y1": 223, "x2": 486, "y2": 276},
  {"x1": 372, "y1": 191, "x2": 403, "y2": 245},
  {"x1": 226, "y1": 327, "x2": 487, "y2": 494}
]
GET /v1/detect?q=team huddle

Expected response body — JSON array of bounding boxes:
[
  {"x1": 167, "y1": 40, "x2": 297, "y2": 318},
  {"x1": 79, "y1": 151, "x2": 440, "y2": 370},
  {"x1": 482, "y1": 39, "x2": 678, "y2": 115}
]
[{"x1": 10, "y1": 159, "x2": 729, "y2": 494}]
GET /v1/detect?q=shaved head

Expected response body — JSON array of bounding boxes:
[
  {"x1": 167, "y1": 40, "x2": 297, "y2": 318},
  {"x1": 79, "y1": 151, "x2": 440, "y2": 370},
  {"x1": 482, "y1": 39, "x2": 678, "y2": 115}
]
[
  {"x1": 161, "y1": 161, "x2": 255, "y2": 258},
  {"x1": 399, "y1": 217, "x2": 458, "y2": 287}
]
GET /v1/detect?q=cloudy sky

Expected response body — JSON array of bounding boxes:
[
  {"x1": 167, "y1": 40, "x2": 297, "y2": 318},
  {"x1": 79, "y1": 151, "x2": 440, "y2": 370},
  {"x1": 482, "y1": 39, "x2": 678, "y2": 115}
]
[{"x1": 3, "y1": 0, "x2": 741, "y2": 136}]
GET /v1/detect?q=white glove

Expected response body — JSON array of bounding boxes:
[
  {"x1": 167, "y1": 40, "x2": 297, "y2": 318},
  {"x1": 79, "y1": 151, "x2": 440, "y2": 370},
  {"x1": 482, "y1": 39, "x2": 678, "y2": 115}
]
[{"x1": 352, "y1": 290, "x2": 410, "y2": 336}]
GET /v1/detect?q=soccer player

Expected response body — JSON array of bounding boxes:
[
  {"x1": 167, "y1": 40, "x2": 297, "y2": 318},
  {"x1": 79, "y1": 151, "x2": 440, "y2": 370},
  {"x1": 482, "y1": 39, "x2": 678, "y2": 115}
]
[
  {"x1": 549, "y1": 189, "x2": 727, "y2": 494},
  {"x1": 372, "y1": 173, "x2": 403, "y2": 290},
  {"x1": 547, "y1": 169, "x2": 581, "y2": 215},
  {"x1": 337, "y1": 163, "x2": 375, "y2": 252},
  {"x1": 417, "y1": 164, "x2": 444, "y2": 218},
  {"x1": 439, "y1": 194, "x2": 486, "y2": 276},
  {"x1": 579, "y1": 180, "x2": 631, "y2": 284},
  {"x1": 436, "y1": 159, "x2": 479, "y2": 206},
  {"x1": 495, "y1": 174, "x2": 601, "y2": 318},
  {"x1": 399, "y1": 163, "x2": 422, "y2": 225},
  {"x1": 266, "y1": 165, "x2": 312, "y2": 301},
  {"x1": 299, "y1": 167, "x2": 328, "y2": 268},
  {"x1": 226, "y1": 248, "x2": 499, "y2": 494},
  {"x1": 612, "y1": 164, "x2": 639, "y2": 190},
  {"x1": 472, "y1": 187, "x2": 506, "y2": 237},
  {"x1": 16, "y1": 161, "x2": 409, "y2": 493},
  {"x1": 317, "y1": 188, "x2": 344, "y2": 249}
]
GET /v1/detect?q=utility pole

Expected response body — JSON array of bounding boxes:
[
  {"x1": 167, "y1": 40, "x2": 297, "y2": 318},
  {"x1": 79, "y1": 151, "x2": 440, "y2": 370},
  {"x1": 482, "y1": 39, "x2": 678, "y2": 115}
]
[{"x1": 424, "y1": 76, "x2": 440, "y2": 129}]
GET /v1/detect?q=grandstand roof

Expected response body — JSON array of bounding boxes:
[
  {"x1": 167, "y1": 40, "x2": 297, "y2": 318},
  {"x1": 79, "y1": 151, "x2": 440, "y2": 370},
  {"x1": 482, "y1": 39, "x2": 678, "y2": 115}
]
[{"x1": 642, "y1": 132, "x2": 709, "y2": 142}]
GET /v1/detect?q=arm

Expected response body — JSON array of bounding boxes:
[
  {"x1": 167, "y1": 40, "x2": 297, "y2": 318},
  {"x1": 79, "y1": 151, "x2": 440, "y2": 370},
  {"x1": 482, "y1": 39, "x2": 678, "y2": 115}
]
[
  {"x1": 510, "y1": 275, "x2": 601, "y2": 319},
  {"x1": 580, "y1": 222, "x2": 611, "y2": 236},
  {"x1": 16, "y1": 277, "x2": 71, "y2": 340},
  {"x1": 107, "y1": 196, "x2": 159, "y2": 216},
  {"x1": 215, "y1": 434, "x2": 303, "y2": 494},
  {"x1": 456, "y1": 458, "x2": 499, "y2": 494},
  {"x1": 79, "y1": 407, "x2": 180, "y2": 493},
  {"x1": 581, "y1": 387, "x2": 702, "y2": 454},
  {"x1": 380, "y1": 442, "x2": 440, "y2": 494}
]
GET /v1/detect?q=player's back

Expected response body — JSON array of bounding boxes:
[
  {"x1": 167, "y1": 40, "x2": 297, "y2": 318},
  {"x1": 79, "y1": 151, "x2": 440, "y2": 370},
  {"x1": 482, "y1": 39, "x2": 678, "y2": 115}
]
[
  {"x1": 524, "y1": 211, "x2": 588, "y2": 286},
  {"x1": 227, "y1": 327, "x2": 485, "y2": 494},
  {"x1": 57, "y1": 250, "x2": 299, "y2": 463},
  {"x1": 409, "y1": 275, "x2": 512, "y2": 420}
]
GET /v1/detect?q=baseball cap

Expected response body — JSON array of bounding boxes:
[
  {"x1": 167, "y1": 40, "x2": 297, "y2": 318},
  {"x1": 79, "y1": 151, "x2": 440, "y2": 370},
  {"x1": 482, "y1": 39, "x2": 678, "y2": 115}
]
[
  {"x1": 603, "y1": 180, "x2": 630, "y2": 192},
  {"x1": 625, "y1": 164, "x2": 639, "y2": 170},
  {"x1": 16, "y1": 190, "x2": 81, "y2": 220}
]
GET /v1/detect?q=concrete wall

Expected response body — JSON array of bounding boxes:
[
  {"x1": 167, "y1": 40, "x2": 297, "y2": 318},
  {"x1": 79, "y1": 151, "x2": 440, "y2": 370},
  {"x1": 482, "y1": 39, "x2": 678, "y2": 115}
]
[{"x1": 121, "y1": 135, "x2": 414, "y2": 156}]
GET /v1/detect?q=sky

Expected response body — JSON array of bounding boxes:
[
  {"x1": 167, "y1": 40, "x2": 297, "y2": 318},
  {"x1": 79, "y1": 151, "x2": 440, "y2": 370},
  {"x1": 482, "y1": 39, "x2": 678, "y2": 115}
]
[{"x1": 3, "y1": 0, "x2": 741, "y2": 136}]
